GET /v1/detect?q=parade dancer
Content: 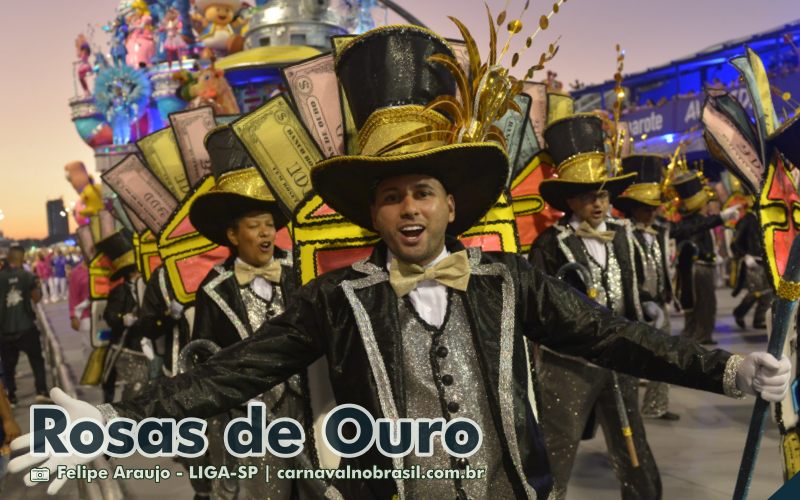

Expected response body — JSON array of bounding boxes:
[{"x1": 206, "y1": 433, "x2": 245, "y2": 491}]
[
  {"x1": 98, "y1": 231, "x2": 149, "y2": 403},
  {"x1": 186, "y1": 125, "x2": 318, "y2": 500},
  {"x1": 672, "y1": 171, "x2": 741, "y2": 345},
  {"x1": 613, "y1": 154, "x2": 679, "y2": 421},
  {"x1": 10, "y1": 25, "x2": 792, "y2": 500},
  {"x1": 731, "y1": 197, "x2": 773, "y2": 330},
  {"x1": 136, "y1": 264, "x2": 212, "y2": 499},
  {"x1": 529, "y1": 115, "x2": 662, "y2": 499}
]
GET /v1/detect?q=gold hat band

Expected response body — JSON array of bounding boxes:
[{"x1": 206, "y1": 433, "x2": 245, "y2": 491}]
[
  {"x1": 357, "y1": 105, "x2": 452, "y2": 157},
  {"x1": 682, "y1": 188, "x2": 712, "y2": 212},
  {"x1": 215, "y1": 168, "x2": 275, "y2": 202},
  {"x1": 112, "y1": 250, "x2": 136, "y2": 273},
  {"x1": 620, "y1": 183, "x2": 662, "y2": 205},
  {"x1": 556, "y1": 152, "x2": 608, "y2": 183}
]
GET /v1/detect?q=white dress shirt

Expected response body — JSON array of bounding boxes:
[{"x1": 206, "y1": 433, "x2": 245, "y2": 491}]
[
  {"x1": 387, "y1": 247, "x2": 450, "y2": 328},
  {"x1": 569, "y1": 215, "x2": 608, "y2": 266},
  {"x1": 236, "y1": 257, "x2": 273, "y2": 302}
]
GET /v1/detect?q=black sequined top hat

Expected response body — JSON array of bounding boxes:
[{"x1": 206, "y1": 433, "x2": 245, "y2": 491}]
[
  {"x1": 189, "y1": 125, "x2": 287, "y2": 247},
  {"x1": 539, "y1": 113, "x2": 636, "y2": 212}
]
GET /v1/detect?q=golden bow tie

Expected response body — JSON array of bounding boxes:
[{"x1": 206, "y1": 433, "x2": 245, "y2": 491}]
[
  {"x1": 574, "y1": 221, "x2": 616, "y2": 242},
  {"x1": 634, "y1": 223, "x2": 659, "y2": 235},
  {"x1": 234, "y1": 259, "x2": 282, "y2": 285},
  {"x1": 389, "y1": 250, "x2": 471, "y2": 297}
]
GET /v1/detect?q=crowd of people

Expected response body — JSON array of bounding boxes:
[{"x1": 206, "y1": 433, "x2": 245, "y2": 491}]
[{"x1": 1, "y1": 22, "x2": 797, "y2": 500}]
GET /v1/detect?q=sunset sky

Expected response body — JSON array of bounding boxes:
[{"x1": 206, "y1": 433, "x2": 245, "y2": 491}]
[{"x1": 0, "y1": 0, "x2": 795, "y2": 239}]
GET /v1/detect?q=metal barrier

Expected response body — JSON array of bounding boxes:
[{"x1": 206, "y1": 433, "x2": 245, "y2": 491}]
[{"x1": 35, "y1": 303, "x2": 124, "y2": 500}]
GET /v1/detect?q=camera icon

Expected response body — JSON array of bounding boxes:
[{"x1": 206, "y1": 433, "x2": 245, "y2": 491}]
[{"x1": 30, "y1": 467, "x2": 50, "y2": 482}]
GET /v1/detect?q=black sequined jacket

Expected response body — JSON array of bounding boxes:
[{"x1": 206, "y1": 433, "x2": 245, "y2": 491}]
[
  {"x1": 528, "y1": 218, "x2": 643, "y2": 321},
  {"x1": 110, "y1": 239, "x2": 737, "y2": 500},
  {"x1": 137, "y1": 266, "x2": 191, "y2": 374},
  {"x1": 191, "y1": 247, "x2": 298, "y2": 348},
  {"x1": 631, "y1": 220, "x2": 673, "y2": 306},
  {"x1": 103, "y1": 280, "x2": 143, "y2": 350}
]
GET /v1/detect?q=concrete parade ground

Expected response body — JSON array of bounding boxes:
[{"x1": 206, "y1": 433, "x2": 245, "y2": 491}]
[{"x1": 0, "y1": 287, "x2": 787, "y2": 499}]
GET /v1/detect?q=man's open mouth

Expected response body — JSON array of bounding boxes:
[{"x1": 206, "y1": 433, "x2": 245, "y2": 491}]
[{"x1": 399, "y1": 225, "x2": 425, "y2": 241}]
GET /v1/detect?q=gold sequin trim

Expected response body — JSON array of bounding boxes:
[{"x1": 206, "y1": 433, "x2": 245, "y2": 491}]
[
  {"x1": 777, "y1": 278, "x2": 800, "y2": 301},
  {"x1": 723, "y1": 354, "x2": 746, "y2": 399},
  {"x1": 215, "y1": 167, "x2": 275, "y2": 202}
]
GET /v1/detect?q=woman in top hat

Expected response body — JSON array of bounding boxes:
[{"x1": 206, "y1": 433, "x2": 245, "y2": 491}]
[
  {"x1": 529, "y1": 114, "x2": 664, "y2": 500},
  {"x1": 187, "y1": 125, "x2": 316, "y2": 500},
  {"x1": 613, "y1": 154, "x2": 679, "y2": 421},
  {"x1": 99, "y1": 230, "x2": 149, "y2": 403},
  {"x1": 671, "y1": 171, "x2": 740, "y2": 345},
  {"x1": 13, "y1": 24, "x2": 792, "y2": 500}
]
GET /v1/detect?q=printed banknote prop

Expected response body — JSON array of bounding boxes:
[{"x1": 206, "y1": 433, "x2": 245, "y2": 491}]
[
  {"x1": 101, "y1": 155, "x2": 179, "y2": 234},
  {"x1": 523, "y1": 81, "x2": 548, "y2": 149},
  {"x1": 232, "y1": 94, "x2": 322, "y2": 216},
  {"x1": 283, "y1": 53, "x2": 344, "y2": 158},
  {"x1": 137, "y1": 127, "x2": 190, "y2": 199},
  {"x1": 169, "y1": 107, "x2": 217, "y2": 187}
]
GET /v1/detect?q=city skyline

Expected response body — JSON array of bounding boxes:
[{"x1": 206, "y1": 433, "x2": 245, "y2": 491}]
[{"x1": 0, "y1": 0, "x2": 795, "y2": 239}]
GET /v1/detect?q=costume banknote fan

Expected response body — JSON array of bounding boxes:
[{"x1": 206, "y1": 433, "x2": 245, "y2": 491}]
[
  {"x1": 234, "y1": 1, "x2": 572, "y2": 283},
  {"x1": 102, "y1": 106, "x2": 232, "y2": 305},
  {"x1": 699, "y1": 47, "x2": 800, "y2": 497}
]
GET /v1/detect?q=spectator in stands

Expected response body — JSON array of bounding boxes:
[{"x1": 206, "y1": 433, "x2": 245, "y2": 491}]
[
  {"x1": 33, "y1": 251, "x2": 52, "y2": 304},
  {"x1": 0, "y1": 246, "x2": 49, "y2": 405},
  {"x1": 51, "y1": 249, "x2": 68, "y2": 302}
]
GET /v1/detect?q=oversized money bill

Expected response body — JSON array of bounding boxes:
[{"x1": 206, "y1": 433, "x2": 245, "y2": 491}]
[
  {"x1": 101, "y1": 155, "x2": 179, "y2": 234},
  {"x1": 514, "y1": 110, "x2": 540, "y2": 180},
  {"x1": 448, "y1": 40, "x2": 471, "y2": 76},
  {"x1": 494, "y1": 94, "x2": 531, "y2": 185},
  {"x1": 283, "y1": 53, "x2": 344, "y2": 158},
  {"x1": 137, "y1": 128, "x2": 190, "y2": 199},
  {"x1": 121, "y1": 205, "x2": 148, "y2": 234},
  {"x1": 522, "y1": 81, "x2": 548, "y2": 149},
  {"x1": 232, "y1": 94, "x2": 322, "y2": 215},
  {"x1": 169, "y1": 107, "x2": 216, "y2": 187}
]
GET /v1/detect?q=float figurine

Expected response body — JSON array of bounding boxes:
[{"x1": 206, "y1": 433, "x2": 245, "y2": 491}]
[
  {"x1": 160, "y1": 7, "x2": 188, "y2": 69},
  {"x1": 75, "y1": 35, "x2": 93, "y2": 96}
]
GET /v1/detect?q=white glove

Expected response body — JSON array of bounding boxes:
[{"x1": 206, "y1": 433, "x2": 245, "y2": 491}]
[
  {"x1": 140, "y1": 338, "x2": 155, "y2": 360},
  {"x1": 169, "y1": 300, "x2": 184, "y2": 320},
  {"x1": 735, "y1": 352, "x2": 792, "y2": 402},
  {"x1": 743, "y1": 254, "x2": 757, "y2": 268},
  {"x1": 9, "y1": 388, "x2": 104, "y2": 495},
  {"x1": 122, "y1": 313, "x2": 137, "y2": 327},
  {"x1": 720, "y1": 205, "x2": 741, "y2": 222},
  {"x1": 642, "y1": 301, "x2": 666, "y2": 331}
]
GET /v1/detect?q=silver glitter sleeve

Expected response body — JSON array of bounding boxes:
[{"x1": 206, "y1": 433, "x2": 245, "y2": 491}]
[
  {"x1": 723, "y1": 354, "x2": 746, "y2": 399},
  {"x1": 97, "y1": 403, "x2": 121, "y2": 422}
]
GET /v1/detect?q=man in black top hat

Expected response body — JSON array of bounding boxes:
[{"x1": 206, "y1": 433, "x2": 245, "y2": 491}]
[
  {"x1": 672, "y1": 171, "x2": 740, "y2": 345},
  {"x1": 0, "y1": 245, "x2": 47, "y2": 406},
  {"x1": 11, "y1": 25, "x2": 793, "y2": 500},
  {"x1": 613, "y1": 154, "x2": 679, "y2": 421},
  {"x1": 529, "y1": 114, "x2": 664, "y2": 499},
  {"x1": 98, "y1": 231, "x2": 148, "y2": 403}
]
